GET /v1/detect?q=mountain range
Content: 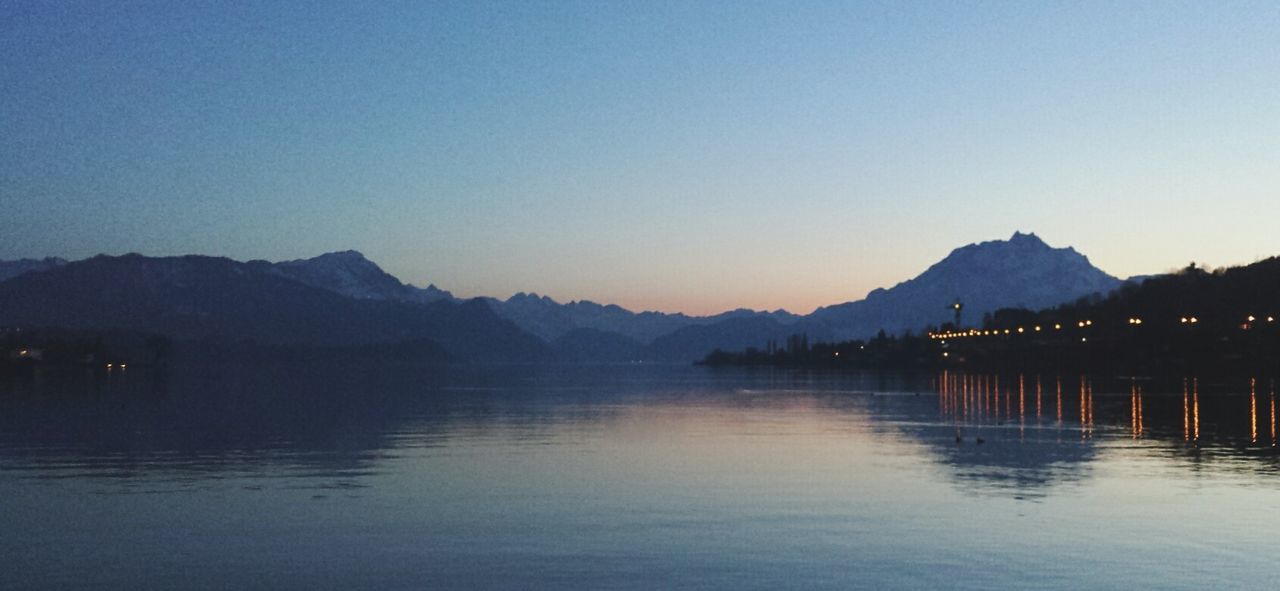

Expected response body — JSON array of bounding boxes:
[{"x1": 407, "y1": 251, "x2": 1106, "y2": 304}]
[
  {"x1": 0, "y1": 232, "x2": 1128, "y2": 363},
  {"x1": 0, "y1": 254, "x2": 547, "y2": 363}
]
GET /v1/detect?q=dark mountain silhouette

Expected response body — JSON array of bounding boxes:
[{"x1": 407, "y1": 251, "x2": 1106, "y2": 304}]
[
  {"x1": 803, "y1": 232, "x2": 1121, "y2": 340},
  {"x1": 640, "y1": 316, "x2": 816, "y2": 363},
  {"x1": 551, "y1": 328, "x2": 644, "y2": 363},
  {"x1": 0, "y1": 257, "x2": 67, "y2": 283},
  {"x1": 0, "y1": 254, "x2": 548, "y2": 363}
]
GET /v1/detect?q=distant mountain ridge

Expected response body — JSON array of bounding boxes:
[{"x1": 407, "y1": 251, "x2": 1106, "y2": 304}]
[
  {"x1": 249, "y1": 250, "x2": 796, "y2": 343},
  {"x1": 0, "y1": 232, "x2": 1130, "y2": 363},
  {"x1": 0, "y1": 250, "x2": 799, "y2": 359},
  {"x1": 252, "y1": 233, "x2": 1126, "y2": 357},
  {"x1": 480, "y1": 293, "x2": 799, "y2": 343}
]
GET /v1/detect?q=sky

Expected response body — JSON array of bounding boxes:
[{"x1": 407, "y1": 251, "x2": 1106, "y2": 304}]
[{"x1": 3, "y1": 1, "x2": 1279, "y2": 315}]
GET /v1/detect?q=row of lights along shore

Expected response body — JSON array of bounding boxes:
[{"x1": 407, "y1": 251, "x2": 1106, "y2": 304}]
[{"x1": 928, "y1": 315, "x2": 1276, "y2": 340}]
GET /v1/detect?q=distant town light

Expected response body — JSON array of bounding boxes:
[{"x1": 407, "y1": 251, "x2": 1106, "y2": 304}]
[
  {"x1": 1034, "y1": 326, "x2": 1041, "y2": 332},
  {"x1": 1077, "y1": 321, "x2": 1085, "y2": 328},
  {"x1": 1190, "y1": 317, "x2": 1199, "y2": 324},
  {"x1": 1085, "y1": 320, "x2": 1093, "y2": 326},
  {"x1": 1269, "y1": 316, "x2": 1276, "y2": 323},
  {"x1": 1054, "y1": 324, "x2": 1062, "y2": 330},
  {"x1": 19, "y1": 349, "x2": 27, "y2": 356},
  {"x1": 1247, "y1": 316, "x2": 1256, "y2": 322},
  {"x1": 1081, "y1": 337, "x2": 1087, "y2": 342},
  {"x1": 1017, "y1": 327, "x2": 1024, "y2": 333},
  {"x1": 942, "y1": 352, "x2": 950, "y2": 357},
  {"x1": 1180, "y1": 317, "x2": 1188, "y2": 323},
  {"x1": 1003, "y1": 329, "x2": 1010, "y2": 335}
]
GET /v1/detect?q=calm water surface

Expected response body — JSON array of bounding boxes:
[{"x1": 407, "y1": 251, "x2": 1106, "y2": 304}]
[{"x1": 2, "y1": 364, "x2": 1279, "y2": 589}]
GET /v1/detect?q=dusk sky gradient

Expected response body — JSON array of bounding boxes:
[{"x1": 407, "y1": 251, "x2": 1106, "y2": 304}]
[{"x1": 3, "y1": 1, "x2": 1279, "y2": 314}]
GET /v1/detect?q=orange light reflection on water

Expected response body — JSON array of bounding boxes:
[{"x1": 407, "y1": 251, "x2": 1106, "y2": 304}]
[
  {"x1": 1018, "y1": 374, "x2": 1026, "y2": 438},
  {"x1": 1080, "y1": 377, "x2": 1088, "y2": 439},
  {"x1": 1055, "y1": 378, "x2": 1062, "y2": 424},
  {"x1": 1250, "y1": 377, "x2": 1258, "y2": 444},
  {"x1": 1129, "y1": 380, "x2": 1143, "y2": 439},
  {"x1": 1088, "y1": 380, "x2": 1094, "y2": 431},
  {"x1": 1193, "y1": 378, "x2": 1200, "y2": 442}
]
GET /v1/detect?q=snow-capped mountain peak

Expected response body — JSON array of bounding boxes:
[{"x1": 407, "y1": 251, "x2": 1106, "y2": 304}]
[
  {"x1": 808, "y1": 232, "x2": 1122, "y2": 339},
  {"x1": 273, "y1": 251, "x2": 453, "y2": 303}
]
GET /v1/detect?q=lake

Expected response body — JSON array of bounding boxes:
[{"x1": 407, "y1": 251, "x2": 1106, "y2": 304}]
[{"x1": 2, "y1": 364, "x2": 1278, "y2": 589}]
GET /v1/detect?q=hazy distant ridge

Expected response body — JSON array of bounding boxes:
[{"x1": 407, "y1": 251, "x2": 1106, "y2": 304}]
[
  {"x1": 264, "y1": 251, "x2": 796, "y2": 343},
  {"x1": 0, "y1": 257, "x2": 67, "y2": 283}
]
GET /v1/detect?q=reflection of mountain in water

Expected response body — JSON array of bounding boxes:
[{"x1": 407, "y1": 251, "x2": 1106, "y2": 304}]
[
  {"x1": 0, "y1": 363, "x2": 644, "y2": 488},
  {"x1": 1, "y1": 365, "x2": 1275, "y2": 497}
]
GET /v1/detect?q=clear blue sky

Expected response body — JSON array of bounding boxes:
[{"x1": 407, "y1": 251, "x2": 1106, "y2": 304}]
[{"x1": 3, "y1": 1, "x2": 1279, "y2": 314}]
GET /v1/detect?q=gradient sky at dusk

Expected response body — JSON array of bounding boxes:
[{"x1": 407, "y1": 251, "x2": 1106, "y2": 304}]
[{"x1": 3, "y1": 1, "x2": 1279, "y2": 314}]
